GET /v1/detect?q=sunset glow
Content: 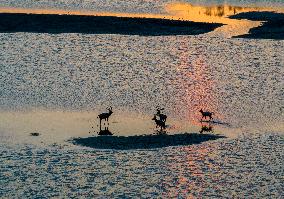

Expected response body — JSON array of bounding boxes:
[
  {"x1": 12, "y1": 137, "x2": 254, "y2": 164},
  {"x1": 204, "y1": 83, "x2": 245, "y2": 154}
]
[{"x1": 1, "y1": 3, "x2": 282, "y2": 37}]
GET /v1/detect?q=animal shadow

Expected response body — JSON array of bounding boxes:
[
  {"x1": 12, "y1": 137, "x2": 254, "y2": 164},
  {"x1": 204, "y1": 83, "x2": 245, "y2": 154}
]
[
  {"x1": 98, "y1": 126, "x2": 113, "y2": 136},
  {"x1": 199, "y1": 122, "x2": 213, "y2": 134}
]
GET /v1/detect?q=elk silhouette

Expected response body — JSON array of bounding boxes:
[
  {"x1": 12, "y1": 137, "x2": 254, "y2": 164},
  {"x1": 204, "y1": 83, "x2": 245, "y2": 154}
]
[
  {"x1": 98, "y1": 107, "x2": 113, "y2": 127},
  {"x1": 152, "y1": 115, "x2": 166, "y2": 131},
  {"x1": 200, "y1": 109, "x2": 214, "y2": 120},
  {"x1": 156, "y1": 107, "x2": 167, "y2": 122}
]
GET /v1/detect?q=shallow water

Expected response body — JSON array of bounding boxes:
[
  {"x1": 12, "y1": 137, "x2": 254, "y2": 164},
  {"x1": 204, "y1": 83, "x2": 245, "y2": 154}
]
[
  {"x1": 0, "y1": 33, "x2": 283, "y2": 137},
  {"x1": 1, "y1": 0, "x2": 284, "y2": 13},
  {"x1": 0, "y1": 0, "x2": 284, "y2": 198},
  {"x1": 0, "y1": 133, "x2": 283, "y2": 198},
  {"x1": 0, "y1": 30, "x2": 283, "y2": 198}
]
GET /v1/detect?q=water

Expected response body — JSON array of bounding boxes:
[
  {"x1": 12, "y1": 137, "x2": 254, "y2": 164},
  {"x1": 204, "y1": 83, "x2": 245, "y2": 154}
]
[
  {"x1": 0, "y1": 0, "x2": 284, "y2": 198},
  {"x1": 1, "y1": 0, "x2": 284, "y2": 13},
  {"x1": 1, "y1": 33, "x2": 283, "y2": 136},
  {"x1": 0, "y1": 134, "x2": 283, "y2": 198}
]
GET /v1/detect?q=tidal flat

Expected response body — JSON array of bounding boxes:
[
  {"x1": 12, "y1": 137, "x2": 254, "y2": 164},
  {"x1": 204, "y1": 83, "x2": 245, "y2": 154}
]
[{"x1": 0, "y1": 0, "x2": 284, "y2": 198}]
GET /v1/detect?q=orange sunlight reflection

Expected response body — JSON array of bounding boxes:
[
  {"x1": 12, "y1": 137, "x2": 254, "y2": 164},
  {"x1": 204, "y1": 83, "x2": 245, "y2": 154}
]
[
  {"x1": 172, "y1": 38, "x2": 221, "y2": 125},
  {"x1": 165, "y1": 2, "x2": 283, "y2": 37},
  {"x1": 1, "y1": 3, "x2": 283, "y2": 37},
  {"x1": 165, "y1": 3, "x2": 282, "y2": 22},
  {"x1": 162, "y1": 144, "x2": 220, "y2": 197}
]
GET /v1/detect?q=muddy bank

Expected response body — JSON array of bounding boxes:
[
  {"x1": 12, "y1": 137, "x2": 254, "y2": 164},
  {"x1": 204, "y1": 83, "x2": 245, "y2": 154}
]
[
  {"x1": 230, "y1": 11, "x2": 284, "y2": 40},
  {"x1": 0, "y1": 13, "x2": 223, "y2": 36},
  {"x1": 72, "y1": 133, "x2": 225, "y2": 150}
]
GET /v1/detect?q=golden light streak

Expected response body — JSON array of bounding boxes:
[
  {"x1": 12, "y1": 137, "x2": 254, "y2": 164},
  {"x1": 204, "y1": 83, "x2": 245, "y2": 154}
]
[{"x1": 1, "y1": 3, "x2": 283, "y2": 37}]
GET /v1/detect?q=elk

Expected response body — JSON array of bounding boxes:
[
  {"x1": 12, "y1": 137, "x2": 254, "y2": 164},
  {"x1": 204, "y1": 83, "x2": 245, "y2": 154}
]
[
  {"x1": 156, "y1": 107, "x2": 167, "y2": 122},
  {"x1": 200, "y1": 109, "x2": 214, "y2": 120},
  {"x1": 98, "y1": 107, "x2": 113, "y2": 126},
  {"x1": 152, "y1": 115, "x2": 166, "y2": 131}
]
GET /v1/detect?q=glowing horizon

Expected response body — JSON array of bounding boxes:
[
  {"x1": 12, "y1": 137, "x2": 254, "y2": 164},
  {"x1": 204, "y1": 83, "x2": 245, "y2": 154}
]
[{"x1": 1, "y1": 3, "x2": 283, "y2": 21}]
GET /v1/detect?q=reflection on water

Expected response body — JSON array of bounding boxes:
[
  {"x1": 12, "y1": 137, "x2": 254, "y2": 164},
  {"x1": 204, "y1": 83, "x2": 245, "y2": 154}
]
[
  {"x1": 166, "y1": 3, "x2": 269, "y2": 37},
  {"x1": 165, "y1": 3, "x2": 278, "y2": 19},
  {"x1": 0, "y1": 1, "x2": 283, "y2": 198},
  {"x1": 0, "y1": 31, "x2": 283, "y2": 138},
  {"x1": 160, "y1": 134, "x2": 283, "y2": 198},
  {"x1": 1, "y1": 2, "x2": 283, "y2": 37},
  {"x1": 98, "y1": 126, "x2": 113, "y2": 135},
  {"x1": 0, "y1": 131, "x2": 282, "y2": 197},
  {"x1": 1, "y1": 2, "x2": 282, "y2": 19},
  {"x1": 200, "y1": 123, "x2": 213, "y2": 134},
  {"x1": 165, "y1": 3, "x2": 283, "y2": 37},
  {"x1": 171, "y1": 37, "x2": 220, "y2": 125}
]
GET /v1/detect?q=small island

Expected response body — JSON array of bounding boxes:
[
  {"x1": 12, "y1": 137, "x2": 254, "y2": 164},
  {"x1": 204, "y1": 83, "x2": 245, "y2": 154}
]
[
  {"x1": 72, "y1": 133, "x2": 225, "y2": 150},
  {"x1": 0, "y1": 13, "x2": 223, "y2": 36}
]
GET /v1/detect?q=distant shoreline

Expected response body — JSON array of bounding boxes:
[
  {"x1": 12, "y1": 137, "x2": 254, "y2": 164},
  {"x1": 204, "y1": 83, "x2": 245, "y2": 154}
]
[
  {"x1": 0, "y1": 13, "x2": 223, "y2": 36},
  {"x1": 230, "y1": 11, "x2": 284, "y2": 40}
]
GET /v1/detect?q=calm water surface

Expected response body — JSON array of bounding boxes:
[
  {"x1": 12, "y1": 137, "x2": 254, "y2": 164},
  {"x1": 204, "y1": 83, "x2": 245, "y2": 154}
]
[
  {"x1": 1, "y1": 33, "x2": 283, "y2": 137},
  {"x1": 0, "y1": 133, "x2": 283, "y2": 198},
  {"x1": 0, "y1": 0, "x2": 284, "y2": 198}
]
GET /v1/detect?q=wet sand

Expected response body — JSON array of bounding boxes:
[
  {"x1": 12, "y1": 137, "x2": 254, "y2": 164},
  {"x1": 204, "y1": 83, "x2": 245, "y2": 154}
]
[
  {"x1": 230, "y1": 11, "x2": 284, "y2": 40},
  {"x1": 0, "y1": 13, "x2": 223, "y2": 36}
]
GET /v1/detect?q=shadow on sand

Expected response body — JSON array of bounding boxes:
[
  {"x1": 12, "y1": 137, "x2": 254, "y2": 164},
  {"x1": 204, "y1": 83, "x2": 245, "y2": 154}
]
[
  {"x1": 0, "y1": 13, "x2": 223, "y2": 36},
  {"x1": 72, "y1": 133, "x2": 225, "y2": 150},
  {"x1": 230, "y1": 11, "x2": 284, "y2": 40}
]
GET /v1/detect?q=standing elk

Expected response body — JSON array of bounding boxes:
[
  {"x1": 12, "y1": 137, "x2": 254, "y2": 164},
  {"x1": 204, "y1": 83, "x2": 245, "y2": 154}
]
[
  {"x1": 200, "y1": 109, "x2": 214, "y2": 120},
  {"x1": 98, "y1": 107, "x2": 113, "y2": 127}
]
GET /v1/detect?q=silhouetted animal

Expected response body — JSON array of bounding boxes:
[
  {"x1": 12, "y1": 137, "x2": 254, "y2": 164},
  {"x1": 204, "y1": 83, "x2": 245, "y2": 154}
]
[
  {"x1": 200, "y1": 125, "x2": 213, "y2": 134},
  {"x1": 98, "y1": 107, "x2": 113, "y2": 123},
  {"x1": 156, "y1": 108, "x2": 167, "y2": 122},
  {"x1": 30, "y1": 132, "x2": 40, "y2": 136},
  {"x1": 98, "y1": 127, "x2": 113, "y2": 136},
  {"x1": 152, "y1": 115, "x2": 166, "y2": 130},
  {"x1": 200, "y1": 109, "x2": 213, "y2": 120}
]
